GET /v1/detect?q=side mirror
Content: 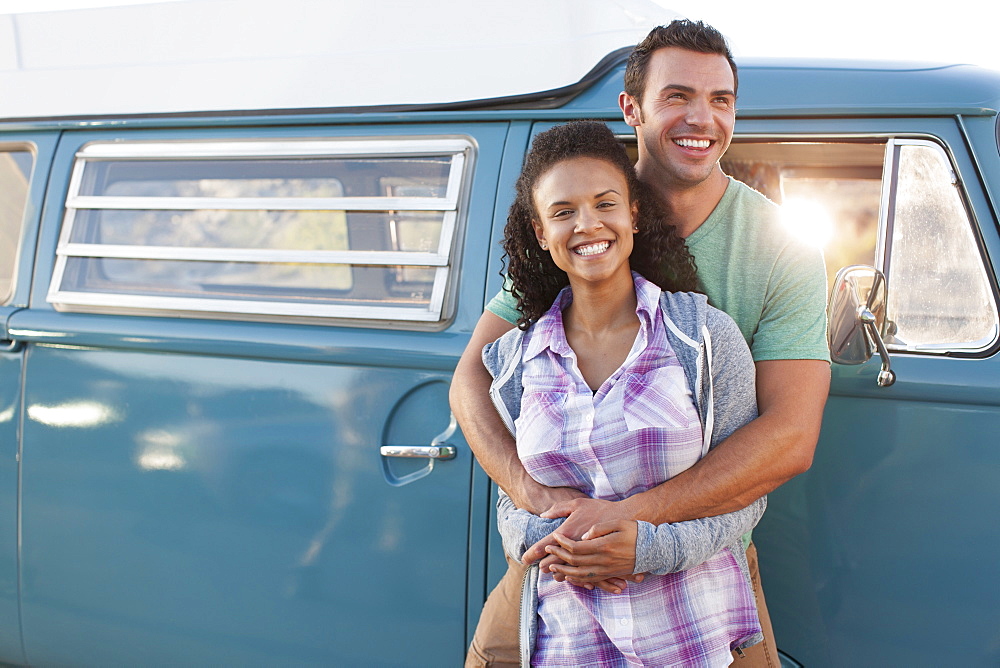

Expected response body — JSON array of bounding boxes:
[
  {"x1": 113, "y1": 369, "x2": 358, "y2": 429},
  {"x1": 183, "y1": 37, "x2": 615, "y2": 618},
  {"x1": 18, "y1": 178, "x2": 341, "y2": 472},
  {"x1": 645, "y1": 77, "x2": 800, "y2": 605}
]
[{"x1": 827, "y1": 265, "x2": 896, "y2": 387}]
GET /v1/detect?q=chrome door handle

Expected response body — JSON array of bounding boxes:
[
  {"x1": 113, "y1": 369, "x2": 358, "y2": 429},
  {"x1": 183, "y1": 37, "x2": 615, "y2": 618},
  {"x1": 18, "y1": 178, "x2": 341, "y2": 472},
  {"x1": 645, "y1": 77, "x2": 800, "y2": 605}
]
[{"x1": 380, "y1": 445, "x2": 456, "y2": 460}]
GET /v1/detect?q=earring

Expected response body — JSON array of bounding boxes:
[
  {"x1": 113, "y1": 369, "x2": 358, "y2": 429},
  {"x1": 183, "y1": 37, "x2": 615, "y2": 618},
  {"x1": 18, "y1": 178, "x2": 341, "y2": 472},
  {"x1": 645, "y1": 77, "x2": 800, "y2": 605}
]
[
  {"x1": 632, "y1": 226, "x2": 639, "y2": 232},
  {"x1": 541, "y1": 242, "x2": 548, "y2": 250}
]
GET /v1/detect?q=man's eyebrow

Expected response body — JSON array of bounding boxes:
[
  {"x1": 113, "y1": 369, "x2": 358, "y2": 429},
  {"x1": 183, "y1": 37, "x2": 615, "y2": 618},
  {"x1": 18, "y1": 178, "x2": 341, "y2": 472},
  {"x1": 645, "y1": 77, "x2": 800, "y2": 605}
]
[
  {"x1": 658, "y1": 84, "x2": 735, "y2": 97},
  {"x1": 660, "y1": 84, "x2": 696, "y2": 95}
]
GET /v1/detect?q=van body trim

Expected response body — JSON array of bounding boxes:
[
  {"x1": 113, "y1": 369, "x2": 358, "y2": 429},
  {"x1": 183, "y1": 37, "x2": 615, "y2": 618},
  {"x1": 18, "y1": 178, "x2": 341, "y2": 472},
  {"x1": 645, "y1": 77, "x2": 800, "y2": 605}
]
[
  {"x1": 56, "y1": 244, "x2": 450, "y2": 267},
  {"x1": 67, "y1": 195, "x2": 458, "y2": 212}
]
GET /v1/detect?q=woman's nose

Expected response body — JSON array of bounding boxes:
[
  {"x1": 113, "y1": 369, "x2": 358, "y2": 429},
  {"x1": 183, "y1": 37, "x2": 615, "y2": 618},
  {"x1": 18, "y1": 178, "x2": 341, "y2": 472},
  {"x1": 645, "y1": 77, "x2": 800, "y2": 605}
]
[{"x1": 574, "y1": 208, "x2": 603, "y2": 233}]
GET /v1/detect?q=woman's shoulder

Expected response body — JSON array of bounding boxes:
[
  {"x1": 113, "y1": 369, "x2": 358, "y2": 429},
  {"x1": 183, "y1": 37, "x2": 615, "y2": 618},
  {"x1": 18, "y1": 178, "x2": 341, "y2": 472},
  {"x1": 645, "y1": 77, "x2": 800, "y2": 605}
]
[
  {"x1": 657, "y1": 290, "x2": 709, "y2": 334},
  {"x1": 658, "y1": 291, "x2": 747, "y2": 350},
  {"x1": 481, "y1": 326, "x2": 527, "y2": 376},
  {"x1": 657, "y1": 289, "x2": 708, "y2": 313}
]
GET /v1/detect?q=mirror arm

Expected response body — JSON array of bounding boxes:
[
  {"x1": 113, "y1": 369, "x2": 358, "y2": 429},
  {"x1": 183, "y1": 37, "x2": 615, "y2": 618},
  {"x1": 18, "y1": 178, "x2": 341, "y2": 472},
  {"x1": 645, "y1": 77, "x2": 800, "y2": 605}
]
[{"x1": 859, "y1": 307, "x2": 896, "y2": 387}]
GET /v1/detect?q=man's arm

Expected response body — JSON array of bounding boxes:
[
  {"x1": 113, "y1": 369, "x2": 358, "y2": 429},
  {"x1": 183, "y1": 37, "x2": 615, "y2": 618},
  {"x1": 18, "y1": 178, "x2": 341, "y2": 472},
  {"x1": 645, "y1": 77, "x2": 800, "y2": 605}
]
[
  {"x1": 449, "y1": 311, "x2": 585, "y2": 515},
  {"x1": 524, "y1": 358, "x2": 830, "y2": 564},
  {"x1": 624, "y1": 358, "x2": 829, "y2": 523},
  {"x1": 544, "y1": 492, "x2": 766, "y2": 584}
]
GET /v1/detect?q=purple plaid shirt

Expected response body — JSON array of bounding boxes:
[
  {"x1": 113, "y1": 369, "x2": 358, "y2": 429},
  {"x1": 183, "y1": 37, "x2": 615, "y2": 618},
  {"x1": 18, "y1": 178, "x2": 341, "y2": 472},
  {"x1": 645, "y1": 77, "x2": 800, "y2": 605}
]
[{"x1": 516, "y1": 275, "x2": 760, "y2": 667}]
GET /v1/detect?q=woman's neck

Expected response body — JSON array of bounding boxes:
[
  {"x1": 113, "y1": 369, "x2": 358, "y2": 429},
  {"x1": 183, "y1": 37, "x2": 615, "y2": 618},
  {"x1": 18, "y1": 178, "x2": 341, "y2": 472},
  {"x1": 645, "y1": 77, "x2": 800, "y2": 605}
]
[{"x1": 562, "y1": 272, "x2": 640, "y2": 391}]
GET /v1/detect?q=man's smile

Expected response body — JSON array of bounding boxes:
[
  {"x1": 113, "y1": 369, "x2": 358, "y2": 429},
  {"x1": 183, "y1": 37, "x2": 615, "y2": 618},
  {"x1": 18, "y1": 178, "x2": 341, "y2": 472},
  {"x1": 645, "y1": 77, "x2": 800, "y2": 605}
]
[{"x1": 673, "y1": 137, "x2": 713, "y2": 150}]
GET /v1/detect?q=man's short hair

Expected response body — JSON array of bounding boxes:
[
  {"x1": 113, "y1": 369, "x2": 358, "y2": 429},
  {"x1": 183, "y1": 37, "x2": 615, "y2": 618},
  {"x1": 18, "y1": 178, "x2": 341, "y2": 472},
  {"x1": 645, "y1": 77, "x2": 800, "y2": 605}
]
[{"x1": 624, "y1": 19, "x2": 738, "y2": 103}]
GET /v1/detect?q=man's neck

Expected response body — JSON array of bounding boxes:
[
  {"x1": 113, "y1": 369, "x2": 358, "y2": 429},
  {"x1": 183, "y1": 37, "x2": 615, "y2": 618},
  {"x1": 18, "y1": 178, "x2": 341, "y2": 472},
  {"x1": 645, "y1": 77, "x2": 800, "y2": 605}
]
[{"x1": 640, "y1": 166, "x2": 730, "y2": 239}]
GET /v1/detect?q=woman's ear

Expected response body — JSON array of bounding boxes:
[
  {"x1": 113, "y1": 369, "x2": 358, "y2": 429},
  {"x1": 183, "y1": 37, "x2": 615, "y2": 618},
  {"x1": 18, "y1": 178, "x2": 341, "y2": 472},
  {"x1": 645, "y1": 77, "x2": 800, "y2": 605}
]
[
  {"x1": 631, "y1": 201, "x2": 640, "y2": 232},
  {"x1": 531, "y1": 219, "x2": 548, "y2": 250}
]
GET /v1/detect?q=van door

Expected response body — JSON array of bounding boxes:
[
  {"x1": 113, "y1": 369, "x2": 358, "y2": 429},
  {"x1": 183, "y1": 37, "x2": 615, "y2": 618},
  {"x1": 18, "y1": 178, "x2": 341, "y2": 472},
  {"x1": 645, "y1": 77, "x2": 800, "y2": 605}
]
[
  {"x1": 8, "y1": 123, "x2": 507, "y2": 666},
  {"x1": 0, "y1": 133, "x2": 58, "y2": 665},
  {"x1": 724, "y1": 118, "x2": 1000, "y2": 666}
]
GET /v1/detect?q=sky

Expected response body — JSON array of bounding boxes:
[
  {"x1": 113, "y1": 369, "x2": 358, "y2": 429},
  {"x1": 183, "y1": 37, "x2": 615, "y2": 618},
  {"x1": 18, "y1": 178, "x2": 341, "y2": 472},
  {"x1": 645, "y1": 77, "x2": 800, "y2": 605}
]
[
  {"x1": 661, "y1": 1, "x2": 1000, "y2": 71},
  {"x1": 1, "y1": 0, "x2": 998, "y2": 72}
]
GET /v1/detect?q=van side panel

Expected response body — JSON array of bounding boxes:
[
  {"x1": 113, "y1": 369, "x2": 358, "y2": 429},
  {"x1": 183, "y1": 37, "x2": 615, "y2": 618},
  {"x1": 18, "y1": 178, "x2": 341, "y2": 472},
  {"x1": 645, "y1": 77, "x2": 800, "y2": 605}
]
[
  {"x1": 740, "y1": 115, "x2": 1000, "y2": 666},
  {"x1": 11, "y1": 122, "x2": 508, "y2": 665}
]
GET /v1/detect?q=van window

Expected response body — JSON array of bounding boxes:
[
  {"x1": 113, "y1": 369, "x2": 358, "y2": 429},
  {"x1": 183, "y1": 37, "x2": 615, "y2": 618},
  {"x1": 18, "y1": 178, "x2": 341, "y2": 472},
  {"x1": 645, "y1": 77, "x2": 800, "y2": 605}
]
[
  {"x1": 882, "y1": 140, "x2": 998, "y2": 351},
  {"x1": 0, "y1": 148, "x2": 33, "y2": 304},
  {"x1": 720, "y1": 137, "x2": 999, "y2": 355},
  {"x1": 48, "y1": 138, "x2": 473, "y2": 324}
]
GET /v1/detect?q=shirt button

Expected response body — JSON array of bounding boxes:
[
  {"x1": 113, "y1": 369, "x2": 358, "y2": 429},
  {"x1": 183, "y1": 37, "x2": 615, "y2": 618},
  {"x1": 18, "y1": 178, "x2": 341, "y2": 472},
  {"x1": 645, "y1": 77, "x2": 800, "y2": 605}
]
[{"x1": 620, "y1": 618, "x2": 628, "y2": 626}]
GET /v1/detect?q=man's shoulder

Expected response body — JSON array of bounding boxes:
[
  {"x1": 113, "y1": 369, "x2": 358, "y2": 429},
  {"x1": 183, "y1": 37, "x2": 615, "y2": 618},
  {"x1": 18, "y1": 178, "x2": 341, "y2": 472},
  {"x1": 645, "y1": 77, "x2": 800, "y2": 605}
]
[
  {"x1": 725, "y1": 178, "x2": 781, "y2": 222},
  {"x1": 486, "y1": 285, "x2": 520, "y2": 325},
  {"x1": 721, "y1": 179, "x2": 823, "y2": 261}
]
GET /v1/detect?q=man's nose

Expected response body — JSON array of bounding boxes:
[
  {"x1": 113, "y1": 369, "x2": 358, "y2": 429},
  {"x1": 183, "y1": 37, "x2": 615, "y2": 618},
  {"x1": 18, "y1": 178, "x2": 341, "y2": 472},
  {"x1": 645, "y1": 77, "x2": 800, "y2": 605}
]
[{"x1": 685, "y1": 97, "x2": 712, "y2": 127}]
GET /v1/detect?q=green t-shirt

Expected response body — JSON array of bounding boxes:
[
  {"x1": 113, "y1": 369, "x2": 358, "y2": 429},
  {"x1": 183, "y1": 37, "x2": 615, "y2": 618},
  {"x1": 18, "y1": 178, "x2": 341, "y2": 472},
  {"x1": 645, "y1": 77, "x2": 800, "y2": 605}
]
[
  {"x1": 487, "y1": 177, "x2": 830, "y2": 363},
  {"x1": 487, "y1": 178, "x2": 829, "y2": 549}
]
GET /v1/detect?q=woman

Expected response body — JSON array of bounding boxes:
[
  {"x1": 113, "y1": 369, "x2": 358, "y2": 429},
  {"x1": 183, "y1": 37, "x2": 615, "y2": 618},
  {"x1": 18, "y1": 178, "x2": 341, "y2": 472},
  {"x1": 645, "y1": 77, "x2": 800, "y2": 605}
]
[{"x1": 484, "y1": 121, "x2": 764, "y2": 667}]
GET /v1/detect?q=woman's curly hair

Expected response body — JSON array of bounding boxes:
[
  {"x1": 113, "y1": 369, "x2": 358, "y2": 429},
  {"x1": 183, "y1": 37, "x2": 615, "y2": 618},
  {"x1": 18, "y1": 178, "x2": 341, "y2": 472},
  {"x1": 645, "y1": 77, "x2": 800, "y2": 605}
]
[{"x1": 502, "y1": 120, "x2": 698, "y2": 330}]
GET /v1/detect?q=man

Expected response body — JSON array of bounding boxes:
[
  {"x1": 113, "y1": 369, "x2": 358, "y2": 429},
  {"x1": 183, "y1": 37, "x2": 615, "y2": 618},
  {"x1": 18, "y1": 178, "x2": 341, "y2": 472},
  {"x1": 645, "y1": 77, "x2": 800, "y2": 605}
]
[{"x1": 451, "y1": 19, "x2": 831, "y2": 668}]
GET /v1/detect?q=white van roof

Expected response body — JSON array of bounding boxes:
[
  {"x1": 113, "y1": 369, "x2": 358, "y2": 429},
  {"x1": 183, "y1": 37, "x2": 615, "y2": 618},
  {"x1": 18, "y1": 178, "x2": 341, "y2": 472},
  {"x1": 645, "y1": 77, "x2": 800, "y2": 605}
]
[{"x1": 0, "y1": 0, "x2": 680, "y2": 119}]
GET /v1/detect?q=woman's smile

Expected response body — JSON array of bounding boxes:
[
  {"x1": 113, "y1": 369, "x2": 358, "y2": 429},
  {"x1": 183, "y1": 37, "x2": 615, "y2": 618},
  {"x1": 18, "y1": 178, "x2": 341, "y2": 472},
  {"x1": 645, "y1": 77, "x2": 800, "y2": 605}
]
[{"x1": 574, "y1": 240, "x2": 612, "y2": 256}]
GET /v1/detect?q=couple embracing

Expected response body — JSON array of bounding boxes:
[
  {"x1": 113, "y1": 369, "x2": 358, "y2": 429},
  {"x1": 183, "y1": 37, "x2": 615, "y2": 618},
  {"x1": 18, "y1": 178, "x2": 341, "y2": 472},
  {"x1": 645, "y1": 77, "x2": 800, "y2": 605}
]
[{"x1": 452, "y1": 19, "x2": 831, "y2": 668}]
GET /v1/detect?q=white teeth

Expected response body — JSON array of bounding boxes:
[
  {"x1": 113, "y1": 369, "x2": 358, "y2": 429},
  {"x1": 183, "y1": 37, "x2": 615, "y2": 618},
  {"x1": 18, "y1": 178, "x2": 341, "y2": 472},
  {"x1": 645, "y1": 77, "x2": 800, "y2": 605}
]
[
  {"x1": 675, "y1": 138, "x2": 711, "y2": 149},
  {"x1": 574, "y1": 241, "x2": 610, "y2": 256}
]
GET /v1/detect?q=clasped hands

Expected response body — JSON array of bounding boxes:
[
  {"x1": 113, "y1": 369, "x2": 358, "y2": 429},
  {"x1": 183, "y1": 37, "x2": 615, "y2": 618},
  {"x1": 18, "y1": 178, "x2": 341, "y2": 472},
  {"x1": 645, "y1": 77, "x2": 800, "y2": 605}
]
[{"x1": 523, "y1": 496, "x2": 645, "y2": 595}]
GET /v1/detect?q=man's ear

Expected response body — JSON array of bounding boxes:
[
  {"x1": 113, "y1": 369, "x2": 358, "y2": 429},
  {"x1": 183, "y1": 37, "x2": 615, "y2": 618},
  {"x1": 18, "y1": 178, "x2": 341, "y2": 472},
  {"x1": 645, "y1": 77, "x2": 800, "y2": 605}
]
[{"x1": 620, "y1": 92, "x2": 642, "y2": 128}]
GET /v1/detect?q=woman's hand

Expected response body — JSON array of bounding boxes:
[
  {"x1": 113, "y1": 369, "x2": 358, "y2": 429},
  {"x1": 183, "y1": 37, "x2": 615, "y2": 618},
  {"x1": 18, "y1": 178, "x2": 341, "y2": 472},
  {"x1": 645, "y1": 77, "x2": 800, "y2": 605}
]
[
  {"x1": 523, "y1": 497, "x2": 634, "y2": 564},
  {"x1": 573, "y1": 573, "x2": 645, "y2": 595},
  {"x1": 521, "y1": 498, "x2": 644, "y2": 593},
  {"x1": 543, "y1": 520, "x2": 640, "y2": 586}
]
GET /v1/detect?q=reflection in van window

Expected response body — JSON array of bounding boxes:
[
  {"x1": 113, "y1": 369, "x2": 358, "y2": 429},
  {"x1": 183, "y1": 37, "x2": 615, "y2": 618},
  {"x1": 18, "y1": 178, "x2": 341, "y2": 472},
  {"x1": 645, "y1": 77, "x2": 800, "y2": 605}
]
[
  {"x1": 0, "y1": 149, "x2": 32, "y2": 304},
  {"x1": 49, "y1": 139, "x2": 472, "y2": 324},
  {"x1": 885, "y1": 141, "x2": 999, "y2": 351}
]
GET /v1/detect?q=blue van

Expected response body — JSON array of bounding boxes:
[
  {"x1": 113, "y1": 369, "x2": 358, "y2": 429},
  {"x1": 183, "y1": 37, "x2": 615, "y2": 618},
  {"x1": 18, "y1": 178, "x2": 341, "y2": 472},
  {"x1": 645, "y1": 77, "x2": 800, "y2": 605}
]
[{"x1": 1, "y1": 3, "x2": 998, "y2": 666}]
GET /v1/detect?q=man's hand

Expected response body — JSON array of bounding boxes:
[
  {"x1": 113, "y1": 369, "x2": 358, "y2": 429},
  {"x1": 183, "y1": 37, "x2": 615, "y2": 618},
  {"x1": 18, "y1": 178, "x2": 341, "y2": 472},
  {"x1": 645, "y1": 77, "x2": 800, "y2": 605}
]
[{"x1": 532, "y1": 486, "x2": 590, "y2": 517}]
